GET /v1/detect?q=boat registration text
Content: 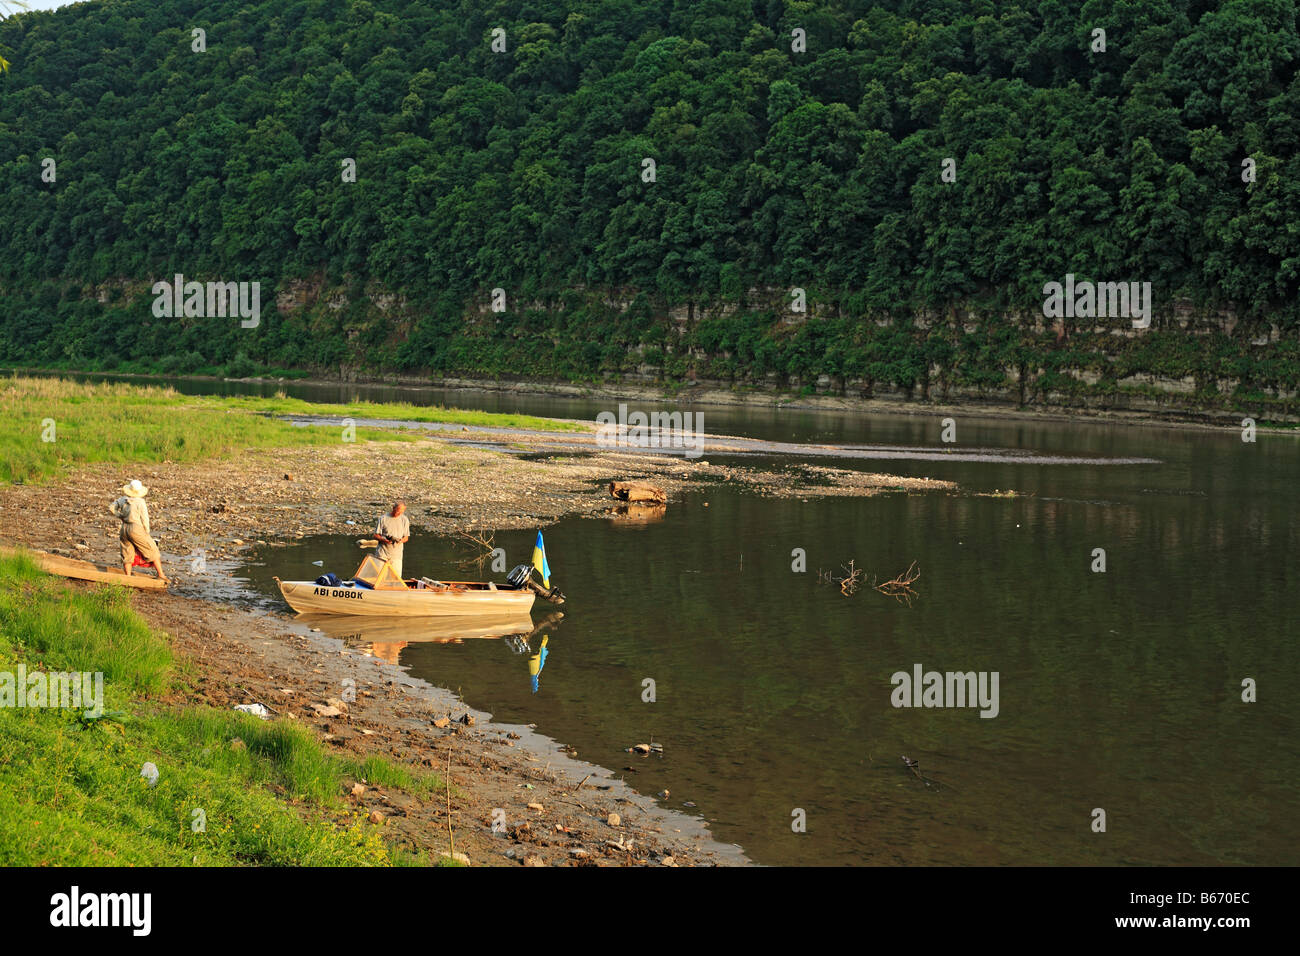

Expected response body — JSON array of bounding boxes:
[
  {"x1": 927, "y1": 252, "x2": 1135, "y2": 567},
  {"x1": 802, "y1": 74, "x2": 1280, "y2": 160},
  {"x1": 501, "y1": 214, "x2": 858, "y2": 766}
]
[{"x1": 313, "y1": 587, "x2": 364, "y2": 600}]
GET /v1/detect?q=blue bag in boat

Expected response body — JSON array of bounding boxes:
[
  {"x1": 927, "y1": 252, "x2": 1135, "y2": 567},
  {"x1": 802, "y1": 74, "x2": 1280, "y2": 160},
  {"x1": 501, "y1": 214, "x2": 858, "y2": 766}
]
[{"x1": 315, "y1": 572, "x2": 341, "y2": 587}]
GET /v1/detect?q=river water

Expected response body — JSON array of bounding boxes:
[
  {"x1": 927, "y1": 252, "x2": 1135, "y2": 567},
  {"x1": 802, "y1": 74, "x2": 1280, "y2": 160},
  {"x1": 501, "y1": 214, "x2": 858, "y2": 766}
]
[{"x1": 44, "y1": 372, "x2": 1300, "y2": 865}]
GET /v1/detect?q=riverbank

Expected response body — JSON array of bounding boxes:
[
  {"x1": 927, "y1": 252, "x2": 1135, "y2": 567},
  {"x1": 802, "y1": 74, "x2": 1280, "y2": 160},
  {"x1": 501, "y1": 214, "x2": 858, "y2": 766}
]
[
  {"x1": 0, "y1": 549, "x2": 743, "y2": 866},
  {"x1": 0, "y1": 551, "x2": 415, "y2": 866},
  {"x1": 9, "y1": 365, "x2": 1295, "y2": 431},
  {"x1": 133, "y1": 587, "x2": 748, "y2": 867},
  {"x1": 425, "y1": 377, "x2": 1298, "y2": 431},
  {"x1": 0, "y1": 377, "x2": 963, "y2": 866}
]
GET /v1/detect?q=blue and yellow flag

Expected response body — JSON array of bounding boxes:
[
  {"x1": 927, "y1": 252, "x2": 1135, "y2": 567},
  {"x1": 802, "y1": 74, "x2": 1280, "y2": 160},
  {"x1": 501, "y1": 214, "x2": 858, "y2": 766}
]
[{"x1": 531, "y1": 530, "x2": 551, "y2": 588}]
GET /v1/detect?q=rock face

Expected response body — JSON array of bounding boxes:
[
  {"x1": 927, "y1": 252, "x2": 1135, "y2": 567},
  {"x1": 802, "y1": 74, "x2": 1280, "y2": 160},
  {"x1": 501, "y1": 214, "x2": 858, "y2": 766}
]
[{"x1": 33, "y1": 269, "x2": 1300, "y2": 418}]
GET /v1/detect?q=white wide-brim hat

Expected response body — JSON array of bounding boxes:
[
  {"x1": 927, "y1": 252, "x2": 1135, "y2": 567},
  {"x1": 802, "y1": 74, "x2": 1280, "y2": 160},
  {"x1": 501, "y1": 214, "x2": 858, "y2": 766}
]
[{"x1": 121, "y1": 479, "x2": 149, "y2": 497}]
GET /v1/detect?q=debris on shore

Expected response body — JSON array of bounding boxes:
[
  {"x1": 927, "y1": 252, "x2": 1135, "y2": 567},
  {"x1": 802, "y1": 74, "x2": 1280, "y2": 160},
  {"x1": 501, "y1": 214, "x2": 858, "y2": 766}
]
[{"x1": 609, "y1": 480, "x2": 667, "y2": 504}]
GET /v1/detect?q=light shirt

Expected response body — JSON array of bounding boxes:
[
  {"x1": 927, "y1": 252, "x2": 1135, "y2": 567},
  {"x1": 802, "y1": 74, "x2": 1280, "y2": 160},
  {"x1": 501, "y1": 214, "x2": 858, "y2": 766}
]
[
  {"x1": 111, "y1": 496, "x2": 150, "y2": 532},
  {"x1": 375, "y1": 513, "x2": 410, "y2": 566}
]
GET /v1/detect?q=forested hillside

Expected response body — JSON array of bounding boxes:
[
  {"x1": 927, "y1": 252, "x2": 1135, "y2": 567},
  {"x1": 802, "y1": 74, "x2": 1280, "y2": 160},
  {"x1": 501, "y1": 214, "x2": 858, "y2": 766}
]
[{"x1": 2, "y1": 0, "x2": 1299, "y2": 412}]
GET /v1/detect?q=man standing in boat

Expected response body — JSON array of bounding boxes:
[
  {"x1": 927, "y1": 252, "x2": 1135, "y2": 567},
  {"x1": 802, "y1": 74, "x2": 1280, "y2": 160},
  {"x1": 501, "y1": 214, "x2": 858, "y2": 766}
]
[
  {"x1": 374, "y1": 501, "x2": 410, "y2": 578},
  {"x1": 110, "y1": 479, "x2": 168, "y2": 583}
]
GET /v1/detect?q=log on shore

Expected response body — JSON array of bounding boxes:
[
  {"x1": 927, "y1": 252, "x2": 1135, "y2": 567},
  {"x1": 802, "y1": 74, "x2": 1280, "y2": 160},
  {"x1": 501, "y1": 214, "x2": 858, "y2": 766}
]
[{"x1": 608, "y1": 481, "x2": 667, "y2": 504}]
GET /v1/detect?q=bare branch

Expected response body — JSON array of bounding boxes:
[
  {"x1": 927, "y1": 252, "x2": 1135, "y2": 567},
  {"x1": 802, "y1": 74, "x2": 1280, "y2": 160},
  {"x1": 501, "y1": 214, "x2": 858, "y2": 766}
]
[{"x1": 874, "y1": 561, "x2": 921, "y2": 606}]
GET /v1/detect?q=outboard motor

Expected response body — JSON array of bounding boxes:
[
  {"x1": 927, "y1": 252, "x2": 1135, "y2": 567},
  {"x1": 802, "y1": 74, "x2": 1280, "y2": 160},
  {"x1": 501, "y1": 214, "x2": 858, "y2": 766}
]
[{"x1": 506, "y1": 563, "x2": 565, "y2": 605}]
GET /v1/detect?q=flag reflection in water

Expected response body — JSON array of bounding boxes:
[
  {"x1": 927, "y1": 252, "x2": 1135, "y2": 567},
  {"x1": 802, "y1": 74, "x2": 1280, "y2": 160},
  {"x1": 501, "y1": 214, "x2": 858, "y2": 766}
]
[{"x1": 528, "y1": 635, "x2": 549, "y2": 694}]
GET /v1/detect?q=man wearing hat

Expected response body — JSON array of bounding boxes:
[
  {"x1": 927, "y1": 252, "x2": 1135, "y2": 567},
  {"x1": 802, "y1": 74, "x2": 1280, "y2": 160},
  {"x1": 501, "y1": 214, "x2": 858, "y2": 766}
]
[{"x1": 110, "y1": 479, "x2": 168, "y2": 583}]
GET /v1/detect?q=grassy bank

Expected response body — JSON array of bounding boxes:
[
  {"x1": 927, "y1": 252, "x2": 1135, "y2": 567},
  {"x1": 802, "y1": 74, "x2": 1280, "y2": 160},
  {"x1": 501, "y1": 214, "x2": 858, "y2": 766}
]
[
  {"x1": 0, "y1": 552, "x2": 442, "y2": 865},
  {"x1": 216, "y1": 392, "x2": 588, "y2": 434},
  {"x1": 1, "y1": 375, "x2": 582, "y2": 485}
]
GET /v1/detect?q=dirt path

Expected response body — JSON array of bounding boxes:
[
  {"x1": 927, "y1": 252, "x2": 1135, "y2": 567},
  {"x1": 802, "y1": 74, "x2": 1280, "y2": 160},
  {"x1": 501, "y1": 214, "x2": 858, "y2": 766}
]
[{"x1": 0, "y1": 435, "x2": 958, "y2": 866}]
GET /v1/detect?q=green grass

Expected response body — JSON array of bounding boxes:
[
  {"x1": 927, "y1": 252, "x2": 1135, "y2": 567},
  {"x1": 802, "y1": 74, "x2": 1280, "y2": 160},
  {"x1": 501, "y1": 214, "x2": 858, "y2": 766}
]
[
  {"x1": 0, "y1": 555, "x2": 172, "y2": 697},
  {"x1": 0, "y1": 375, "x2": 422, "y2": 485},
  {"x1": 1, "y1": 375, "x2": 583, "y2": 485},
  {"x1": 345, "y1": 753, "x2": 441, "y2": 794},
  {"x1": 218, "y1": 392, "x2": 589, "y2": 434},
  {"x1": 0, "y1": 552, "x2": 442, "y2": 865}
]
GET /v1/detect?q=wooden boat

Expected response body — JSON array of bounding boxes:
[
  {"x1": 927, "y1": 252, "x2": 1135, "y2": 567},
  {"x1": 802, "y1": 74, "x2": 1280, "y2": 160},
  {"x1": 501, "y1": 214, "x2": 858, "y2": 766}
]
[
  {"x1": 0, "y1": 546, "x2": 167, "y2": 590},
  {"x1": 277, "y1": 579, "x2": 535, "y2": 616},
  {"x1": 275, "y1": 554, "x2": 536, "y2": 617}
]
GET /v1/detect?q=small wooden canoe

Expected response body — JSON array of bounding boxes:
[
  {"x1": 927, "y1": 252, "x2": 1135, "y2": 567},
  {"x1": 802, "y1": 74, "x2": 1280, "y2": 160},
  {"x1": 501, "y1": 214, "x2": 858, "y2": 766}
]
[
  {"x1": 276, "y1": 577, "x2": 535, "y2": 617},
  {"x1": 0, "y1": 546, "x2": 167, "y2": 590}
]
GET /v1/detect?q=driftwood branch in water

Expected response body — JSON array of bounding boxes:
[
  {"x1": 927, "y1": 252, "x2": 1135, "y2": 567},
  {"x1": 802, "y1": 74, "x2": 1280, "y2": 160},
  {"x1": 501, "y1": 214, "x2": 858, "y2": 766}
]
[
  {"x1": 838, "y1": 559, "x2": 862, "y2": 596},
  {"x1": 454, "y1": 528, "x2": 496, "y2": 572},
  {"x1": 901, "y1": 754, "x2": 956, "y2": 791},
  {"x1": 901, "y1": 755, "x2": 932, "y2": 789},
  {"x1": 874, "y1": 561, "x2": 920, "y2": 606},
  {"x1": 817, "y1": 558, "x2": 920, "y2": 604}
]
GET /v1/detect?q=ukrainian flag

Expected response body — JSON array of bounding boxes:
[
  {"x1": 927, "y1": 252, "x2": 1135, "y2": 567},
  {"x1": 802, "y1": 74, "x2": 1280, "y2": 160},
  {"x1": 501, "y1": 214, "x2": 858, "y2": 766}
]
[{"x1": 531, "y1": 530, "x2": 551, "y2": 588}]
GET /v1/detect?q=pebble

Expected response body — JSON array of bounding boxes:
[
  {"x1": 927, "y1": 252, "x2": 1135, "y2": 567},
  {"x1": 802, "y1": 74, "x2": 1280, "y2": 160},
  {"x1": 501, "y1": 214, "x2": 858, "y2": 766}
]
[{"x1": 607, "y1": 812, "x2": 621, "y2": 827}]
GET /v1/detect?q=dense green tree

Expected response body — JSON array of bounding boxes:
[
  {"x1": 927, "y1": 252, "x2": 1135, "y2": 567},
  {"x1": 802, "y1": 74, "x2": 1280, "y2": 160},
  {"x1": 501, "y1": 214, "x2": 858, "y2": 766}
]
[{"x1": 0, "y1": 0, "x2": 1294, "y2": 410}]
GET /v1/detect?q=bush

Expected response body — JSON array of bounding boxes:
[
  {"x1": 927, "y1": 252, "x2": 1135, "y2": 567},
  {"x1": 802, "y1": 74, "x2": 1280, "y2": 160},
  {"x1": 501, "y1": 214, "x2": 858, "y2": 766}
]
[{"x1": 223, "y1": 351, "x2": 260, "y2": 378}]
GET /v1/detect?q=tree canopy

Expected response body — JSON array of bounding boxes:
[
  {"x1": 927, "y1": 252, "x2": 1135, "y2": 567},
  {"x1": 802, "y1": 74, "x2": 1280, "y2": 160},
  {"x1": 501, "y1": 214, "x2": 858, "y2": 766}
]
[{"x1": 1, "y1": 1, "x2": 1297, "y2": 409}]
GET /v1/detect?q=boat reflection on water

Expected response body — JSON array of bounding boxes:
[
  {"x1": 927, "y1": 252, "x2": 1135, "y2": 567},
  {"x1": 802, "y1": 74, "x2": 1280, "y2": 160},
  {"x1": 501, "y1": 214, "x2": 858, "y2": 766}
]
[
  {"x1": 297, "y1": 612, "x2": 565, "y2": 671},
  {"x1": 503, "y1": 614, "x2": 562, "y2": 693}
]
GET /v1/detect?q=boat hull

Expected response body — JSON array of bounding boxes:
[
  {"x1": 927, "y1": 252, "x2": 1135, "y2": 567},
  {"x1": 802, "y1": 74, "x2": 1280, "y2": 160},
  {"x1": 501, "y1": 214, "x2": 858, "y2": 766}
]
[{"x1": 277, "y1": 579, "x2": 535, "y2": 617}]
